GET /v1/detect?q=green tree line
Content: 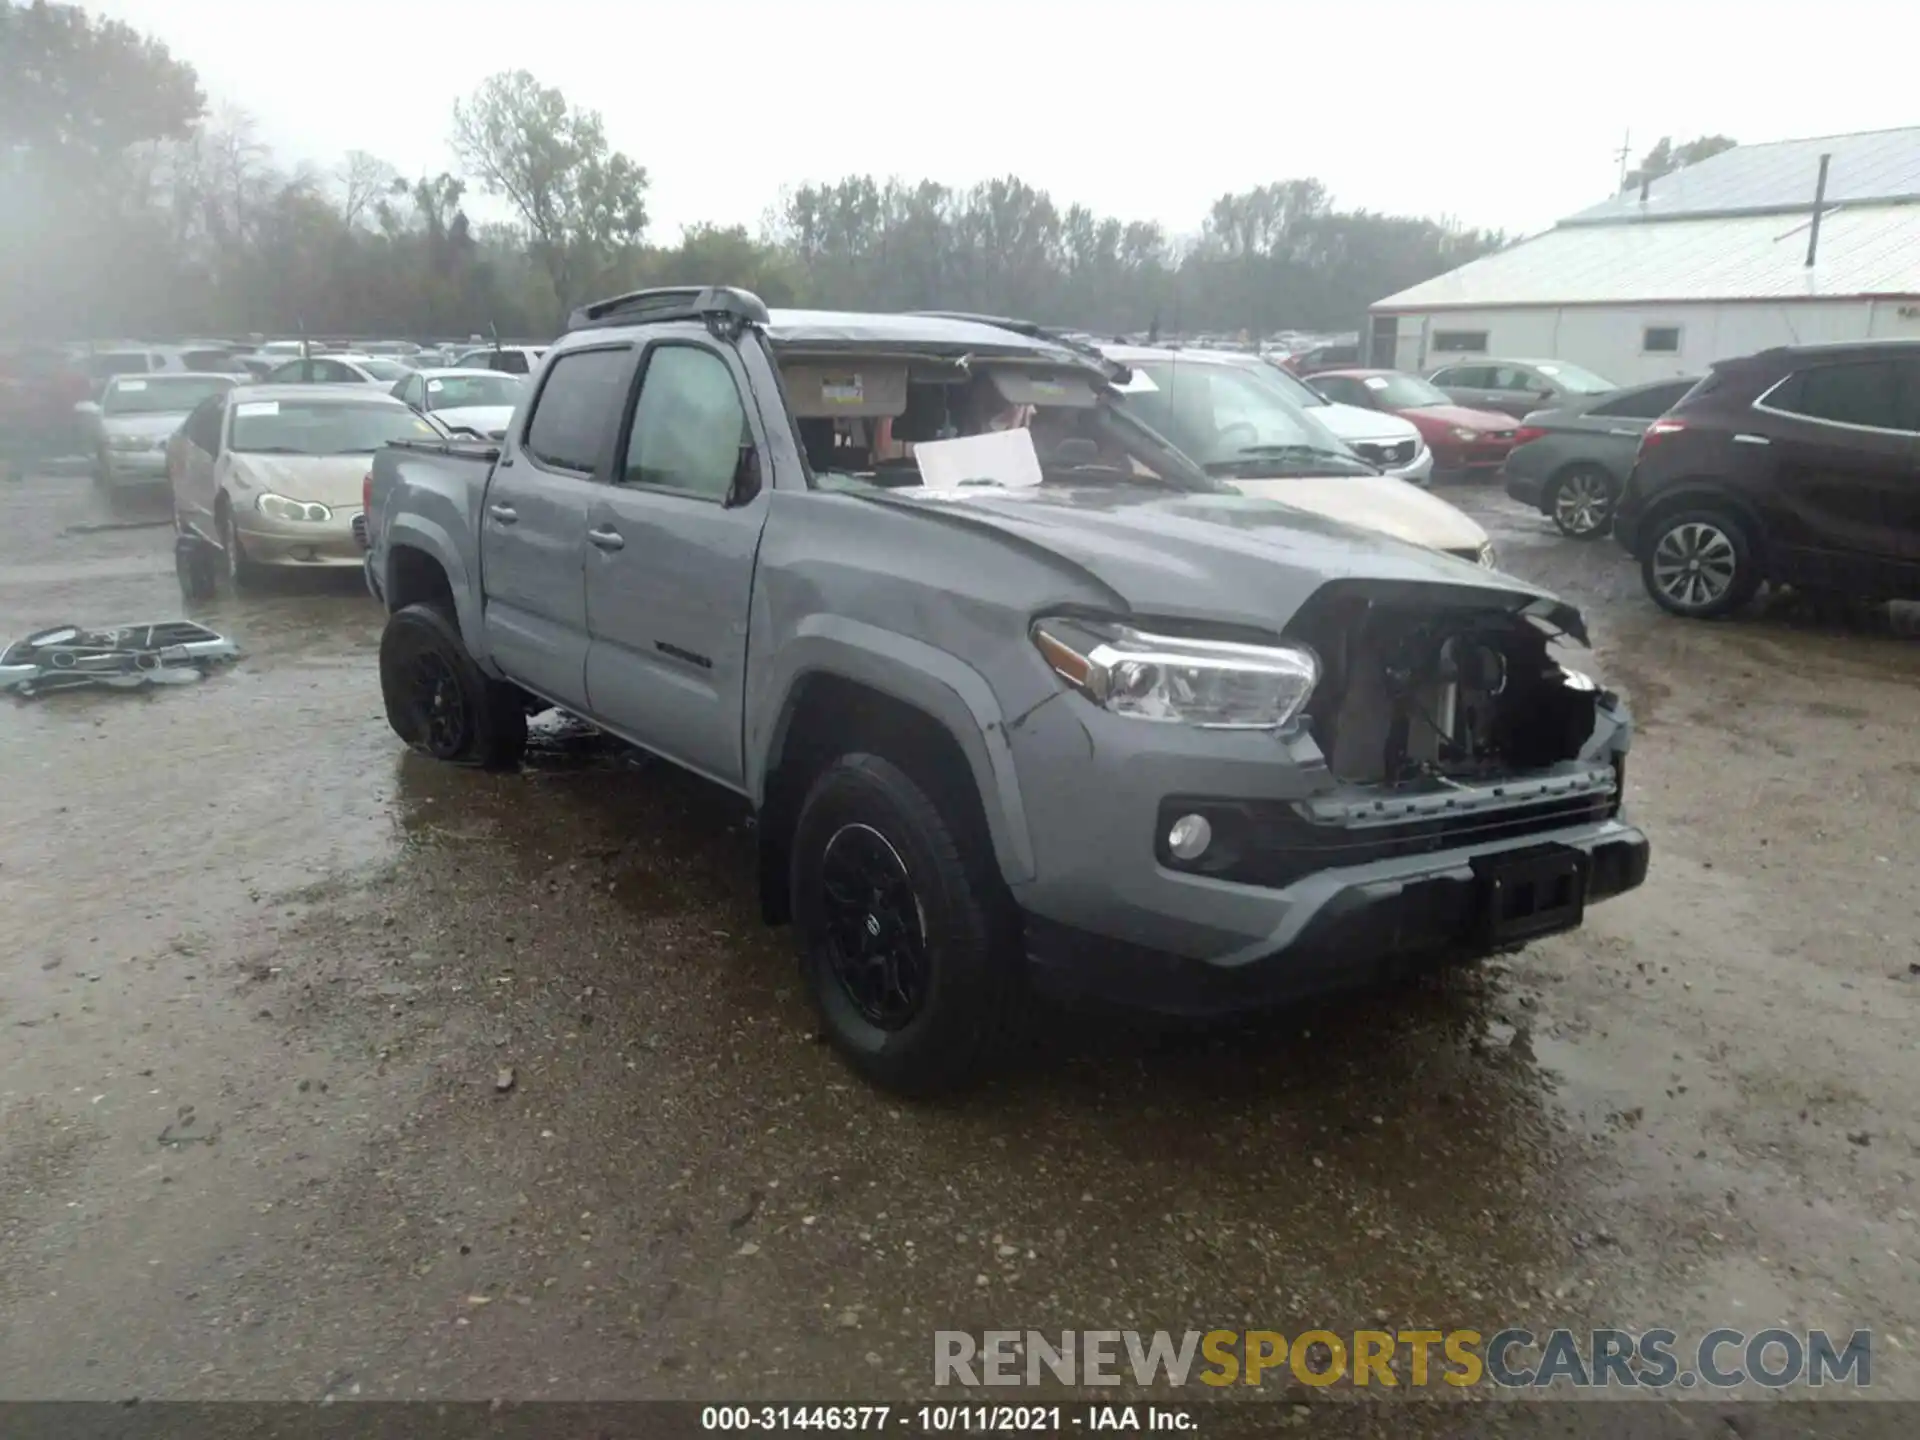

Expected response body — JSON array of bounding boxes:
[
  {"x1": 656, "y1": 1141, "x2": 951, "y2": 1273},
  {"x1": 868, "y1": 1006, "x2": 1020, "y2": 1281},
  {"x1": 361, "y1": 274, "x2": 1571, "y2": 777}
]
[{"x1": 1, "y1": 0, "x2": 1506, "y2": 342}]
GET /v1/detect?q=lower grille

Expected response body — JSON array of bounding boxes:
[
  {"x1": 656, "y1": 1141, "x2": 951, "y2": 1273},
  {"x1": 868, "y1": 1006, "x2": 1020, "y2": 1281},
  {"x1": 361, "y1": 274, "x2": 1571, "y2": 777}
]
[
  {"x1": 1158, "y1": 791, "x2": 1616, "y2": 889},
  {"x1": 1355, "y1": 439, "x2": 1417, "y2": 467}
]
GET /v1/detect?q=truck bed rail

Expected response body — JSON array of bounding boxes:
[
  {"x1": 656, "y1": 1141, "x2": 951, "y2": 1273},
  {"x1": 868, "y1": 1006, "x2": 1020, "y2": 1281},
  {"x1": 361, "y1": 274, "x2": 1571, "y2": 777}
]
[{"x1": 385, "y1": 437, "x2": 502, "y2": 462}]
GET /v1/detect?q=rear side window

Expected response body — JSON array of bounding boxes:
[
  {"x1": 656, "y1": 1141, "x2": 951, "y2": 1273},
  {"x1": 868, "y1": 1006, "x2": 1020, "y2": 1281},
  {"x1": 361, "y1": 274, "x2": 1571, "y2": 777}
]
[
  {"x1": 183, "y1": 396, "x2": 224, "y2": 453},
  {"x1": 492, "y1": 351, "x2": 531, "y2": 375},
  {"x1": 523, "y1": 348, "x2": 630, "y2": 473},
  {"x1": 1765, "y1": 361, "x2": 1911, "y2": 431},
  {"x1": 1435, "y1": 365, "x2": 1489, "y2": 388},
  {"x1": 1592, "y1": 381, "x2": 1695, "y2": 419}
]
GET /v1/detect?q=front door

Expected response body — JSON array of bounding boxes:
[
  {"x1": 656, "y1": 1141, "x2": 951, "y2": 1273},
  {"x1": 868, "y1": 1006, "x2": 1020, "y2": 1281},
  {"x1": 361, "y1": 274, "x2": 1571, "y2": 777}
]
[
  {"x1": 584, "y1": 337, "x2": 770, "y2": 791},
  {"x1": 478, "y1": 344, "x2": 634, "y2": 710},
  {"x1": 174, "y1": 395, "x2": 227, "y2": 530}
]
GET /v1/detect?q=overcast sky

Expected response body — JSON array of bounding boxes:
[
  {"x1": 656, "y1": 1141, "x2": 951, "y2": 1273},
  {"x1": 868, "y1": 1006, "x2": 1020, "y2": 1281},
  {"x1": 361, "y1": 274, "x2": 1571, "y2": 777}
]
[{"x1": 91, "y1": 0, "x2": 1920, "y2": 242}]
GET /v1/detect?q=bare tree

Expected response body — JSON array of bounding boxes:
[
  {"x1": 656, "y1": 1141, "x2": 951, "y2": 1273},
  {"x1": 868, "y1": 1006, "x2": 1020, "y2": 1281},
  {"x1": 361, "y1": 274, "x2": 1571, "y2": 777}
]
[{"x1": 337, "y1": 149, "x2": 399, "y2": 228}]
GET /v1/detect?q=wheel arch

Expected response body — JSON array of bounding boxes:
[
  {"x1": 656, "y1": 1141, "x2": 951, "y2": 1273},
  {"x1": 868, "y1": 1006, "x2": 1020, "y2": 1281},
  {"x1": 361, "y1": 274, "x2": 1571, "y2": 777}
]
[
  {"x1": 752, "y1": 639, "x2": 1035, "y2": 926},
  {"x1": 382, "y1": 515, "x2": 486, "y2": 664},
  {"x1": 1631, "y1": 482, "x2": 1770, "y2": 568}
]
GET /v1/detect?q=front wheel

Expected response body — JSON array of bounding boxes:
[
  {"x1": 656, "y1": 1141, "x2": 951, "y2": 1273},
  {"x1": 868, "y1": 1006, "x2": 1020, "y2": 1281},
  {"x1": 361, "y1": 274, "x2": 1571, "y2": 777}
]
[
  {"x1": 1642, "y1": 509, "x2": 1761, "y2": 619},
  {"x1": 1548, "y1": 465, "x2": 1616, "y2": 539},
  {"x1": 378, "y1": 602, "x2": 528, "y2": 769},
  {"x1": 790, "y1": 753, "x2": 1021, "y2": 1095},
  {"x1": 217, "y1": 502, "x2": 264, "y2": 591}
]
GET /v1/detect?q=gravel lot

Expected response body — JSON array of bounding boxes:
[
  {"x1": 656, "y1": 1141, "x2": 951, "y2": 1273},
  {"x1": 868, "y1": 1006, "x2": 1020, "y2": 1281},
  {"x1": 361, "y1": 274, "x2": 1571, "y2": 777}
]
[{"x1": 2, "y1": 468, "x2": 1916, "y2": 1422}]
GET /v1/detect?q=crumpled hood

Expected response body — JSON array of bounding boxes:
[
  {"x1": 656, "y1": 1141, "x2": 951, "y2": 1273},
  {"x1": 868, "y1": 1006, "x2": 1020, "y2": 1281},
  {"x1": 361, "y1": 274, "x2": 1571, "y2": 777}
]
[
  {"x1": 867, "y1": 483, "x2": 1584, "y2": 641},
  {"x1": 102, "y1": 412, "x2": 189, "y2": 442},
  {"x1": 1227, "y1": 475, "x2": 1487, "y2": 553},
  {"x1": 433, "y1": 404, "x2": 514, "y2": 436},
  {"x1": 228, "y1": 453, "x2": 369, "y2": 509}
]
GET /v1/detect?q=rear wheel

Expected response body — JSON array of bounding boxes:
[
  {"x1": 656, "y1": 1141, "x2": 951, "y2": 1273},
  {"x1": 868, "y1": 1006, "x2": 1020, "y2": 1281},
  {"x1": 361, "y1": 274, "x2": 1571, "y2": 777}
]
[
  {"x1": 378, "y1": 601, "x2": 528, "y2": 769},
  {"x1": 1547, "y1": 464, "x2": 1616, "y2": 539},
  {"x1": 1642, "y1": 508, "x2": 1761, "y2": 619},
  {"x1": 791, "y1": 753, "x2": 1021, "y2": 1095}
]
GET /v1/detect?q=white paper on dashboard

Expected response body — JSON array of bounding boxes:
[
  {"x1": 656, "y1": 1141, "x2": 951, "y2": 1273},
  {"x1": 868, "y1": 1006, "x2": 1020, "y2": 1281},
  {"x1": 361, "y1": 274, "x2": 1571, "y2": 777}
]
[{"x1": 913, "y1": 428, "x2": 1044, "y2": 491}]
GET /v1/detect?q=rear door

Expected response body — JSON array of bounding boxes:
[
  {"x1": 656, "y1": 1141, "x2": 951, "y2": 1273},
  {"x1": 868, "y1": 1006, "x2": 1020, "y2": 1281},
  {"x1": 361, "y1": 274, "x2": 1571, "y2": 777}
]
[
  {"x1": 479, "y1": 344, "x2": 634, "y2": 710},
  {"x1": 1484, "y1": 364, "x2": 1551, "y2": 418},
  {"x1": 583, "y1": 334, "x2": 771, "y2": 791},
  {"x1": 1752, "y1": 356, "x2": 1920, "y2": 587}
]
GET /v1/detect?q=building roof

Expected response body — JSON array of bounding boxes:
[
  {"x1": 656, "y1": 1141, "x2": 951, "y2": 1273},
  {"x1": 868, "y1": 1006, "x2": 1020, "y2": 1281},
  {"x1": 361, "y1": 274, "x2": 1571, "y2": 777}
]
[
  {"x1": 1565, "y1": 126, "x2": 1920, "y2": 226},
  {"x1": 1373, "y1": 202, "x2": 1920, "y2": 311}
]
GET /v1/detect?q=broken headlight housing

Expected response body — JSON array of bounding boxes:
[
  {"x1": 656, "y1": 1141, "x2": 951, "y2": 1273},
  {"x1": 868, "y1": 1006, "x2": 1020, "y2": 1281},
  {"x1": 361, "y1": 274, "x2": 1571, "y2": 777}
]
[
  {"x1": 257, "y1": 493, "x2": 332, "y2": 523},
  {"x1": 1031, "y1": 618, "x2": 1318, "y2": 730}
]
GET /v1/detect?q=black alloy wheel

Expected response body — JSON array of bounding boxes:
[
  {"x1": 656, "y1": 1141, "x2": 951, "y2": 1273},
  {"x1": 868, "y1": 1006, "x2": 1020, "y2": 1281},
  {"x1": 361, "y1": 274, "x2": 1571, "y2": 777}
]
[{"x1": 817, "y1": 822, "x2": 930, "y2": 1030}]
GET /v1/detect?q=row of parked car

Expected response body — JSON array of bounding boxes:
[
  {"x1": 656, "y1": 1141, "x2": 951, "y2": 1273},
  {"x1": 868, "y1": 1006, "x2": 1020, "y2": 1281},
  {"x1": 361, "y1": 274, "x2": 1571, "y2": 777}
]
[{"x1": 64, "y1": 315, "x2": 1920, "y2": 630}]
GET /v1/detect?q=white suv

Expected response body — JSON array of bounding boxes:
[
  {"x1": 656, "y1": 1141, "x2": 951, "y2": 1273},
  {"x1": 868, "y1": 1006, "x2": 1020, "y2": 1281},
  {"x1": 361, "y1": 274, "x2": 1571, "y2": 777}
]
[{"x1": 1255, "y1": 357, "x2": 1432, "y2": 486}]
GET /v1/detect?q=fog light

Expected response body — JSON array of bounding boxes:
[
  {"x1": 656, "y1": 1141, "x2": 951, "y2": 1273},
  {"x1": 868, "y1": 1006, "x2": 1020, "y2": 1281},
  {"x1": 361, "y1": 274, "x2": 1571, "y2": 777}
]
[{"x1": 1167, "y1": 813, "x2": 1212, "y2": 861}]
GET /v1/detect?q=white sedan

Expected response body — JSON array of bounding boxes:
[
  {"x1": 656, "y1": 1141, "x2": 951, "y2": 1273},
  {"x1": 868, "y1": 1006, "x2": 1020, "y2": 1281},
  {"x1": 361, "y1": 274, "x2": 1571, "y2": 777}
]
[
  {"x1": 389, "y1": 367, "x2": 527, "y2": 440},
  {"x1": 264, "y1": 353, "x2": 415, "y2": 387}
]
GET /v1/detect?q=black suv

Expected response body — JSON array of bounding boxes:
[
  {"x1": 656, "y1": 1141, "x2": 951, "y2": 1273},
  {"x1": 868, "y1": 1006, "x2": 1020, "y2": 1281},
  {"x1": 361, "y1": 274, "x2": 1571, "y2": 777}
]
[{"x1": 1612, "y1": 340, "x2": 1920, "y2": 618}]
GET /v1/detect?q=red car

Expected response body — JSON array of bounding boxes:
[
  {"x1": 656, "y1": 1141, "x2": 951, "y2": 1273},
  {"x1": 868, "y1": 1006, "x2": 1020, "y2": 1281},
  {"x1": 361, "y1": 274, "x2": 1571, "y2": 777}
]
[{"x1": 1308, "y1": 368, "x2": 1520, "y2": 481}]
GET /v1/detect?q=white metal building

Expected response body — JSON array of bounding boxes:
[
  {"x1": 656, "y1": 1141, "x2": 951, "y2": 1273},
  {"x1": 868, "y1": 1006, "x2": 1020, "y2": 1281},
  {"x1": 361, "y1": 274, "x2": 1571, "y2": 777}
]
[{"x1": 1368, "y1": 126, "x2": 1920, "y2": 386}]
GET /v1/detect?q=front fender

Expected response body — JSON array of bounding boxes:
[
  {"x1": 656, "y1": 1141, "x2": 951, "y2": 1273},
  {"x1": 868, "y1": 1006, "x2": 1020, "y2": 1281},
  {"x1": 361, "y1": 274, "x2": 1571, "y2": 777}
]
[
  {"x1": 749, "y1": 616, "x2": 1037, "y2": 886},
  {"x1": 383, "y1": 512, "x2": 490, "y2": 671}
]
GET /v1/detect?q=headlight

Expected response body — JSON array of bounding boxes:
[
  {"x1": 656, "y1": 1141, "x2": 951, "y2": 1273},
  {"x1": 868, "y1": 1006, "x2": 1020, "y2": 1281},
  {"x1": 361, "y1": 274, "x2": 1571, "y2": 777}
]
[
  {"x1": 1031, "y1": 618, "x2": 1318, "y2": 729},
  {"x1": 1449, "y1": 426, "x2": 1479, "y2": 442},
  {"x1": 257, "y1": 493, "x2": 332, "y2": 522}
]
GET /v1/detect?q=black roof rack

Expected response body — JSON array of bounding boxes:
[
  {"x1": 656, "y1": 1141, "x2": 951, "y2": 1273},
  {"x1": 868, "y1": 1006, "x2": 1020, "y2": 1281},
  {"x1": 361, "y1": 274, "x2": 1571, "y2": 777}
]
[
  {"x1": 567, "y1": 286, "x2": 771, "y2": 337},
  {"x1": 910, "y1": 311, "x2": 1131, "y2": 383}
]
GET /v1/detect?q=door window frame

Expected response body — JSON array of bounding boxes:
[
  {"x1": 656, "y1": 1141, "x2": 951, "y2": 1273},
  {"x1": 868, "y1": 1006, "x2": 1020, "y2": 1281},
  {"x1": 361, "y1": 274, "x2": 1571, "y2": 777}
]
[
  {"x1": 516, "y1": 342, "x2": 637, "y2": 479},
  {"x1": 610, "y1": 337, "x2": 767, "y2": 508},
  {"x1": 1753, "y1": 360, "x2": 1920, "y2": 438}
]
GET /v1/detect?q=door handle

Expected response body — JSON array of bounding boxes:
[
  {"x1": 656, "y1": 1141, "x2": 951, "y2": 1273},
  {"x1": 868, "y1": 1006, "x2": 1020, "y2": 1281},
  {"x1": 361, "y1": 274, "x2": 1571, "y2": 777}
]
[
  {"x1": 588, "y1": 526, "x2": 625, "y2": 552},
  {"x1": 1733, "y1": 433, "x2": 1771, "y2": 446},
  {"x1": 1606, "y1": 427, "x2": 1641, "y2": 436},
  {"x1": 487, "y1": 503, "x2": 517, "y2": 524}
]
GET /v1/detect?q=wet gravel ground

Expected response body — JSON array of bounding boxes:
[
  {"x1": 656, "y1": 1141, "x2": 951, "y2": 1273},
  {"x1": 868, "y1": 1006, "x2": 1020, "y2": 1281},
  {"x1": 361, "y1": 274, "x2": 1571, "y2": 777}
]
[{"x1": 2, "y1": 468, "x2": 1918, "y2": 1421}]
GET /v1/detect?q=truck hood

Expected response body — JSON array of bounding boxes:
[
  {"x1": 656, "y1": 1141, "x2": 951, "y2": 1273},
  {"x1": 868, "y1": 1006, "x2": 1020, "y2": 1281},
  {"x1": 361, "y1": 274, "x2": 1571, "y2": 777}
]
[
  {"x1": 866, "y1": 483, "x2": 1584, "y2": 642},
  {"x1": 1304, "y1": 401, "x2": 1422, "y2": 445},
  {"x1": 229, "y1": 453, "x2": 370, "y2": 508},
  {"x1": 1225, "y1": 475, "x2": 1487, "y2": 553}
]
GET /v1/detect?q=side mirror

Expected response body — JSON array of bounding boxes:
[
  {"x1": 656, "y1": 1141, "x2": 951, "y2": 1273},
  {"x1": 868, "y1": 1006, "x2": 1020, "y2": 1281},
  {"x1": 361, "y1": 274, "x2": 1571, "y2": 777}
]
[{"x1": 728, "y1": 443, "x2": 762, "y2": 506}]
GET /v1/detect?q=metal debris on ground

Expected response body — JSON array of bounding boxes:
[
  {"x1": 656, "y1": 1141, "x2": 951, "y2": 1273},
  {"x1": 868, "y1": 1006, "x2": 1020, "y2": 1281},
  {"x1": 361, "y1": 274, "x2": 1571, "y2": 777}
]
[{"x1": 0, "y1": 621, "x2": 240, "y2": 698}]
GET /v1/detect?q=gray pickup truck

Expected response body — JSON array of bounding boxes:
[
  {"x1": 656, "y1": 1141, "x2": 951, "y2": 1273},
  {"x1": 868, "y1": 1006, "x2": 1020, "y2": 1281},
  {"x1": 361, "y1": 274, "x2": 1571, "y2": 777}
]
[{"x1": 362, "y1": 287, "x2": 1649, "y2": 1093}]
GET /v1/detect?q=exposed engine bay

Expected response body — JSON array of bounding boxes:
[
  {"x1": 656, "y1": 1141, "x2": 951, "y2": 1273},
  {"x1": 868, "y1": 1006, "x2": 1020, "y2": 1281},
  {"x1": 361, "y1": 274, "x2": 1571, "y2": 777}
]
[{"x1": 1290, "y1": 586, "x2": 1604, "y2": 788}]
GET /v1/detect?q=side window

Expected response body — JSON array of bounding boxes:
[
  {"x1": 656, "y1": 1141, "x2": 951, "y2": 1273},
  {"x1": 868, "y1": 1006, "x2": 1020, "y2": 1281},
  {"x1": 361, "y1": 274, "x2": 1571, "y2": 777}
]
[
  {"x1": 621, "y1": 345, "x2": 751, "y2": 500},
  {"x1": 397, "y1": 375, "x2": 423, "y2": 408},
  {"x1": 497, "y1": 351, "x2": 530, "y2": 375},
  {"x1": 1436, "y1": 365, "x2": 1487, "y2": 388},
  {"x1": 1767, "y1": 361, "x2": 1909, "y2": 431},
  {"x1": 314, "y1": 360, "x2": 357, "y2": 382},
  {"x1": 1488, "y1": 365, "x2": 1535, "y2": 392},
  {"x1": 522, "y1": 348, "x2": 631, "y2": 473},
  {"x1": 268, "y1": 361, "x2": 305, "y2": 383},
  {"x1": 1313, "y1": 376, "x2": 1364, "y2": 406},
  {"x1": 184, "y1": 397, "x2": 224, "y2": 454}
]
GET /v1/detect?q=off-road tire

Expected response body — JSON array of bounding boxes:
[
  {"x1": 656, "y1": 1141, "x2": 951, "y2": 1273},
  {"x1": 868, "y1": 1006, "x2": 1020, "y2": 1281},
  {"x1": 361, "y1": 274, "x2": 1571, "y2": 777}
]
[
  {"x1": 378, "y1": 601, "x2": 528, "y2": 769},
  {"x1": 791, "y1": 752, "x2": 1021, "y2": 1096}
]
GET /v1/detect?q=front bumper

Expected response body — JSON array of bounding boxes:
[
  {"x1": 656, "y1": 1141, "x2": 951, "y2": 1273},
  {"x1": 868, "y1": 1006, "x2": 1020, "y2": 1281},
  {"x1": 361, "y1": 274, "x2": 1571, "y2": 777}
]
[
  {"x1": 1432, "y1": 442, "x2": 1516, "y2": 480},
  {"x1": 1004, "y1": 691, "x2": 1646, "y2": 1018},
  {"x1": 1385, "y1": 447, "x2": 1433, "y2": 487},
  {"x1": 233, "y1": 511, "x2": 365, "y2": 569}
]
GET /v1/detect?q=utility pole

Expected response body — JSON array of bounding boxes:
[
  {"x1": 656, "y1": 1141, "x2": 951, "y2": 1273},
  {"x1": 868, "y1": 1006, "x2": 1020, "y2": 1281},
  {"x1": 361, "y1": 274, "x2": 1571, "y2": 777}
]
[{"x1": 1614, "y1": 130, "x2": 1633, "y2": 191}]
